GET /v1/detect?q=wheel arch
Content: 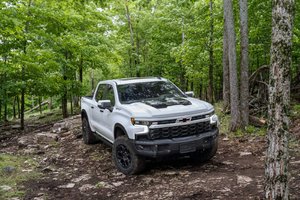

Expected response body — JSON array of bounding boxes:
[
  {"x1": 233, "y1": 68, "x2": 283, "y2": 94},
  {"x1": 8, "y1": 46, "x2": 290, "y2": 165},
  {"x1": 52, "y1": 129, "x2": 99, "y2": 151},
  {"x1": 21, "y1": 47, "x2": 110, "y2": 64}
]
[
  {"x1": 81, "y1": 109, "x2": 88, "y2": 119},
  {"x1": 81, "y1": 109, "x2": 95, "y2": 132},
  {"x1": 114, "y1": 123, "x2": 128, "y2": 139}
]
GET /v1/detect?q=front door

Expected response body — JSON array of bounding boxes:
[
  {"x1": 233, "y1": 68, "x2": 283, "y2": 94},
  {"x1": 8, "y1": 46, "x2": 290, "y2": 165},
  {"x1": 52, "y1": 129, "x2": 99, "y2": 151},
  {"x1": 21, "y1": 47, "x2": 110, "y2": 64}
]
[{"x1": 92, "y1": 84, "x2": 115, "y2": 142}]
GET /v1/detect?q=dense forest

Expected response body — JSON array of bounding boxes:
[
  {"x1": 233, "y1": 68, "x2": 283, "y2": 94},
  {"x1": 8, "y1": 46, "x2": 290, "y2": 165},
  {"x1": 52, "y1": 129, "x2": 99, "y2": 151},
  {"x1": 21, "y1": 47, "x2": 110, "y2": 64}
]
[{"x1": 0, "y1": 0, "x2": 299, "y2": 129}]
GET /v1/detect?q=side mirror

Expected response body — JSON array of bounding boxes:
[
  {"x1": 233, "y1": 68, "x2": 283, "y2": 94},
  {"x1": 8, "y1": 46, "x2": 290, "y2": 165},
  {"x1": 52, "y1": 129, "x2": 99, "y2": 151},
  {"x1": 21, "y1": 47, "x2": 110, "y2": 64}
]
[
  {"x1": 97, "y1": 100, "x2": 112, "y2": 112},
  {"x1": 185, "y1": 91, "x2": 194, "y2": 97}
]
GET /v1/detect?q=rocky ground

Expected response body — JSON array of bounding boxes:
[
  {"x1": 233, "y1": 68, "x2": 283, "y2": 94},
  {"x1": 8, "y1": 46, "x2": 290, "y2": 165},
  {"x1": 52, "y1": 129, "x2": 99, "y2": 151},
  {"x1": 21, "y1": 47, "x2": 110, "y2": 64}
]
[{"x1": 0, "y1": 115, "x2": 299, "y2": 200}]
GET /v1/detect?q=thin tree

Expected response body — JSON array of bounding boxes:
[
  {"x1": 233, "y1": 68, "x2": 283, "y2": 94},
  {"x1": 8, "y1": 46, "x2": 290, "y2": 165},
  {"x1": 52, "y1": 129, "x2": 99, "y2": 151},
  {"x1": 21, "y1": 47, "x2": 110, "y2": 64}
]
[
  {"x1": 239, "y1": 0, "x2": 249, "y2": 127},
  {"x1": 265, "y1": 0, "x2": 294, "y2": 199},
  {"x1": 223, "y1": 0, "x2": 240, "y2": 131},
  {"x1": 208, "y1": 0, "x2": 214, "y2": 104},
  {"x1": 222, "y1": 19, "x2": 230, "y2": 112}
]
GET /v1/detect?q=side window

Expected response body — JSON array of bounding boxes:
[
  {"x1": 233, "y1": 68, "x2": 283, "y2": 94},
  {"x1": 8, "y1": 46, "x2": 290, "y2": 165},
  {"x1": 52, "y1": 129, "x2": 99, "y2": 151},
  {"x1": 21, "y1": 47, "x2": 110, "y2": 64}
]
[
  {"x1": 104, "y1": 85, "x2": 115, "y2": 106},
  {"x1": 95, "y1": 84, "x2": 106, "y2": 102}
]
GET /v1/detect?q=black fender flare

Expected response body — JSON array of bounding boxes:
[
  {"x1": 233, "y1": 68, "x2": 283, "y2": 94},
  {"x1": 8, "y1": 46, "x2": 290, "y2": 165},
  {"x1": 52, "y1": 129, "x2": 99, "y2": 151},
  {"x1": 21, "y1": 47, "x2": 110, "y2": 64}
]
[
  {"x1": 114, "y1": 123, "x2": 128, "y2": 139},
  {"x1": 81, "y1": 109, "x2": 88, "y2": 119}
]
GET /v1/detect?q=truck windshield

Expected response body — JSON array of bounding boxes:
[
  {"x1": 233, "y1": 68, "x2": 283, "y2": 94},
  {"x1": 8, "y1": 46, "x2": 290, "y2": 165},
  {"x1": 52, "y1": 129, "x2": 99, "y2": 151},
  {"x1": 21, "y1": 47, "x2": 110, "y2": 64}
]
[{"x1": 117, "y1": 81, "x2": 186, "y2": 104}]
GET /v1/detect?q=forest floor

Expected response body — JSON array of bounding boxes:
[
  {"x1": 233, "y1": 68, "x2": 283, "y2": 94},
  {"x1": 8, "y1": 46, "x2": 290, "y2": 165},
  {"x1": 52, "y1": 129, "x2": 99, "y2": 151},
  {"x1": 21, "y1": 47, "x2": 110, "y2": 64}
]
[{"x1": 0, "y1": 113, "x2": 300, "y2": 200}]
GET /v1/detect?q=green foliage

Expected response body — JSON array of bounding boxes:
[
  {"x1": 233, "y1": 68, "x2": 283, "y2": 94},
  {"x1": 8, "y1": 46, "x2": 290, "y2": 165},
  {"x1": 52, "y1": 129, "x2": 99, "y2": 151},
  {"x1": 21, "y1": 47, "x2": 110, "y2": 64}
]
[
  {"x1": 291, "y1": 103, "x2": 300, "y2": 119},
  {"x1": 0, "y1": 0, "x2": 299, "y2": 123}
]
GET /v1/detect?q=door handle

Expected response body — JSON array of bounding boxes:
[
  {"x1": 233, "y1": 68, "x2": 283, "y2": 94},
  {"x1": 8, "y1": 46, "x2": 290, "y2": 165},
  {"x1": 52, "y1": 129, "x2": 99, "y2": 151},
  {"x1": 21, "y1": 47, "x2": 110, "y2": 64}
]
[
  {"x1": 91, "y1": 106, "x2": 94, "y2": 109},
  {"x1": 100, "y1": 110, "x2": 104, "y2": 113}
]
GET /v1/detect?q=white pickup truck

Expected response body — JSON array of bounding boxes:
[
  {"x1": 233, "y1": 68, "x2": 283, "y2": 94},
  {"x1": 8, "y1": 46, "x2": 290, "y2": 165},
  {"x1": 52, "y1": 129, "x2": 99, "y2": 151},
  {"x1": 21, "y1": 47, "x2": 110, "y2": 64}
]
[{"x1": 81, "y1": 77, "x2": 219, "y2": 175}]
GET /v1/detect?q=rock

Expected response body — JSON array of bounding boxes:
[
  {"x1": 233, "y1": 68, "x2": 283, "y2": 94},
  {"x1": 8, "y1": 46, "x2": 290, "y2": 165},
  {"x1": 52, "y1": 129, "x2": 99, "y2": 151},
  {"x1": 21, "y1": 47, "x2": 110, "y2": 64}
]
[
  {"x1": 222, "y1": 137, "x2": 229, "y2": 141},
  {"x1": 33, "y1": 197, "x2": 44, "y2": 200},
  {"x1": 164, "y1": 171, "x2": 178, "y2": 176},
  {"x1": 143, "y1": 177, "x2": 154, "y2": 185},
  {"x1": 219, "y1": 187, "x2": 231, "y2": 193},
  {"x1": 79, "y1": 184, "x2": 96, "y2": 192},
  {"x1": 18, "y1": 136, "x2": 32, "y2": 148},
  {"x1": 52, "y1": 122, "x2": 71, "y2": 133},
  {"x1": 2, "y1": 166, "x2": 16, "y2": 174},
  {"x1": 58, "y1": 183, "x2": 75, "y2": 189},
  {"x1": 11, "y1": 124, "x2": 21, "y2": 129},
  {"x1": 71, "y1": 174, "x2": 91, "y2": 183},
  {"x1": 96, "y1": 181, "x2": 113, "y2": 189},
  {"x1": 164, "y1": 191, "x2": 173, "y2": 197},
  {"x1": 42, "y1": 166, "x2": 55, "y2": 173},
  {"x1": 290, "y1": 160, "x2": 300, "y2": 164},
  {"x1": 36, "y1": 132, "x2": 58, "y2": 144},
  {"x1": 21, "y1": 169, "x2": 33, "y2": 172},
  {"x1": 0, "y1": 185, "x2": 12, "y2": 191},
  {"x1": 112, "y1": 181, "x2": 124, "y2": 187},
  {"x1": 239, "y1": 152, "x2": 252, "y2": 156},
  {"x1": 223, "y1": 161, "x2": 234, "y2": 165},
  {"x1": 24, "y1": 148, "x2": 37, "y2": 155},
  {"x1": 237, "y1": 175, "x2": 253, "y2": 186}
]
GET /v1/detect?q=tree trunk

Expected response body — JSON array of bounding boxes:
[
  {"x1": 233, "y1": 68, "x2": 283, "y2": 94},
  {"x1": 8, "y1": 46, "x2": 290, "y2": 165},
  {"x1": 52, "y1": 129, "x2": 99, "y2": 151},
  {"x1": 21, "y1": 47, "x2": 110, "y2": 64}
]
[
  {"x1": 224, "y1": 0, "x2": 240, "y2": 131},
  {"x1": 20, "y1": 0, "x2": 32, "y2": 130},
  {"x1": 180, "y1": 17, "x2": 186, "y2": 91},
  {"x1": 0, "y1": 99, "x2": 2, "y2": 122},
  {"x1": 265, "y1": 0, "x2": 294, "y2": 199},
  {"x1": 222, "y1": 12, "x2": 230, "y2": 112},
  {"x1": 208, "y1": 0, "x2": 214, "y2": 104},
  {"x1": 39, "y1": 96, "x2": 42, "y2": 114},
  {"x1": 79, "y1": 55, "x2": 83, "y2": 83},
  {"x1": 199, "y1": 80, "x2": 203, "y2": 99},
  {"x1": 17, "y1": 95, "x2": 20, "y2": 119},
  {"x1": 4, "y1": 95, "x2": 7, "y2": 122},
  {"x1": 91, "y1": 69, "x2": 95, "y2": 91},
  {"x1": 48, "y1": 97, "x2": 52, "y2": 111},
  {"x1": 21, "y1": 71, "x2": 25, "y2": 129},
  {"x1": 70, "y1": 95, "x2": 73, "y2": 115},
  {"x1": 13, "y1": 96, "x2": 17, "y2": 119},
  {"x1": 62, "y1": 76, "x2": 68, "y2": 118},
  {"x1": 239, "y1": 0, "x2": 249, "y2": 127},
  {"x1": 124, "y1": 0, "x2": 137, "y2": 76}
]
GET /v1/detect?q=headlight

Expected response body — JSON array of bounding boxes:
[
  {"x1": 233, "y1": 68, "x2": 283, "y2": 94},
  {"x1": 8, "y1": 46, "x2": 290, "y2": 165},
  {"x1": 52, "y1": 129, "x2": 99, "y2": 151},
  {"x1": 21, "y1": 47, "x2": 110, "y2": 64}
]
[
  {"x1": 131, "y1": 118, "x2": 152, "y2": 126},
  {"x1": 210, "y1": 114, "x2": 219, "y2": 125},
  {"x1": 205, "y1": 110, "x2": 215, "y2": 118}
]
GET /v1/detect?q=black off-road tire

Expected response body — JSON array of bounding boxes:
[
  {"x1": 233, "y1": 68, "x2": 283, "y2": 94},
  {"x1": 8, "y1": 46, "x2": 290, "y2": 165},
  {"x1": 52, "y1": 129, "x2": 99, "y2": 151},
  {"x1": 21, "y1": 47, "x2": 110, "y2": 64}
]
[
  {"x1": 191, "y1": 138, "x2": 218, "y2": 163},
  {"x1": 112, "y1": 136, "x2": 145, "y2": 175},
  {"x1": 82, "y1": 116, "x2": 99, "y2": 144}
]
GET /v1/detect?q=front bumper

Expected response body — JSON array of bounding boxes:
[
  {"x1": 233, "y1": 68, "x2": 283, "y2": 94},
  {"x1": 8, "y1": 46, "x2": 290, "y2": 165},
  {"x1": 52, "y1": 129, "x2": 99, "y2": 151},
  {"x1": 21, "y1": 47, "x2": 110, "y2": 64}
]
[{"x1": 130, "y1": 128, "x2": 219, "y2": 158}]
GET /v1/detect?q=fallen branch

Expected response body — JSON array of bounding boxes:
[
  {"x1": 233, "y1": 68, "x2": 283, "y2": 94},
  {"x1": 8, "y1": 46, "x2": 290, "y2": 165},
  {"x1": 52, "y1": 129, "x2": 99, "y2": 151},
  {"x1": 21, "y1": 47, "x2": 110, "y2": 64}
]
[{"x1": 25, "y1": 101, "x2": 49, "y2": 113}]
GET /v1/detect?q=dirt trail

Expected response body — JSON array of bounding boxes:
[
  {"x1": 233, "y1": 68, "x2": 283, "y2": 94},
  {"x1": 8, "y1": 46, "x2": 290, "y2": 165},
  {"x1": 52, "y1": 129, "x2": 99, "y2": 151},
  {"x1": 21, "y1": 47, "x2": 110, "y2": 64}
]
[{"x1": 1, "y1": 116, "x2": 299, "y2": 200}]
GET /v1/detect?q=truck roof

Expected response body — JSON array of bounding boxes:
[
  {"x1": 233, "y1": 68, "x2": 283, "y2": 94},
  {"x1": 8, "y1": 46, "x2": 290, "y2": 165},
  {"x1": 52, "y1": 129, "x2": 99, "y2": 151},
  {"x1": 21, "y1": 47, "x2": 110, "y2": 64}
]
[{"x1": 101, "y1": 77, "x2": 168, "y2": 85}]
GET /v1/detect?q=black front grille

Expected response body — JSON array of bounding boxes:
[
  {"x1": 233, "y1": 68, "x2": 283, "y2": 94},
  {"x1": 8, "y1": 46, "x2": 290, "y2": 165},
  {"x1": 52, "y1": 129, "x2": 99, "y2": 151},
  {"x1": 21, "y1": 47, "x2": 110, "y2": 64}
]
[
  {"x1": 157, "y1": 119, "x2": 176, "y2": 125},
  {"x1": 191, "y1": 114, "x2": 206, "y2": 121},
  {"x1": 149, "y1": 121, "x2": 212, "y2": 140}
]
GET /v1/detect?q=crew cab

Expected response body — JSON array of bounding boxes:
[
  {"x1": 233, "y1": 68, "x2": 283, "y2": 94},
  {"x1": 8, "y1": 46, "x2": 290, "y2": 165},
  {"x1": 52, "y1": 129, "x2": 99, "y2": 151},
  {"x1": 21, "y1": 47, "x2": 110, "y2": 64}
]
[{"x1": 81, "y1": 77, "x2": 219, "y2": 175}]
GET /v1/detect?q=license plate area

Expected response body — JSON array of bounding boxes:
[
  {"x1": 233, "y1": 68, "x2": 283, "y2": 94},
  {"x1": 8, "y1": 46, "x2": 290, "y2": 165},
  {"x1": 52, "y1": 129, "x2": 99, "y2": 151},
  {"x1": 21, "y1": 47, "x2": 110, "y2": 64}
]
[{"x1": 180, "y1": 142, "x2": 196, "y2": 153}]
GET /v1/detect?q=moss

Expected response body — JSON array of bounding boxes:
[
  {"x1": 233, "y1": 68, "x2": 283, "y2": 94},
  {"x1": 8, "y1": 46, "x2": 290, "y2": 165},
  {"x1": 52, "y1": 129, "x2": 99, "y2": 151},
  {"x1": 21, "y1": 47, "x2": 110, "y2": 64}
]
[
  {"x1": 0, "y1": 154, "x2": 41, "y2": 199},
  {"x1": 291, "y1": 103, "x2": 300, "y2": 119}
]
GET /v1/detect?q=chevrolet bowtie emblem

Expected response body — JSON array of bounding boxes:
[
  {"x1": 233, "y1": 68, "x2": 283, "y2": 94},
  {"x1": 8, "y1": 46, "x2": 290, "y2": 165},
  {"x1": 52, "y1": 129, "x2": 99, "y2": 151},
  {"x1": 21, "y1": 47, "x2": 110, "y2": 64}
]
[{"x1": 177, "y1": 117, "x2": 191, "y2": 123}]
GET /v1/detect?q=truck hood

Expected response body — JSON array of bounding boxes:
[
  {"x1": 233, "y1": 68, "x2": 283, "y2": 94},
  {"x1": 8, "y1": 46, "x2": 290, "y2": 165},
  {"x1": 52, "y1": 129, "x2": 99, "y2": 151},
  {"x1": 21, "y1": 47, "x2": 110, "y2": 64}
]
[{"x1": 121, "y1": 97, "x2": 213, "y2": 119}]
